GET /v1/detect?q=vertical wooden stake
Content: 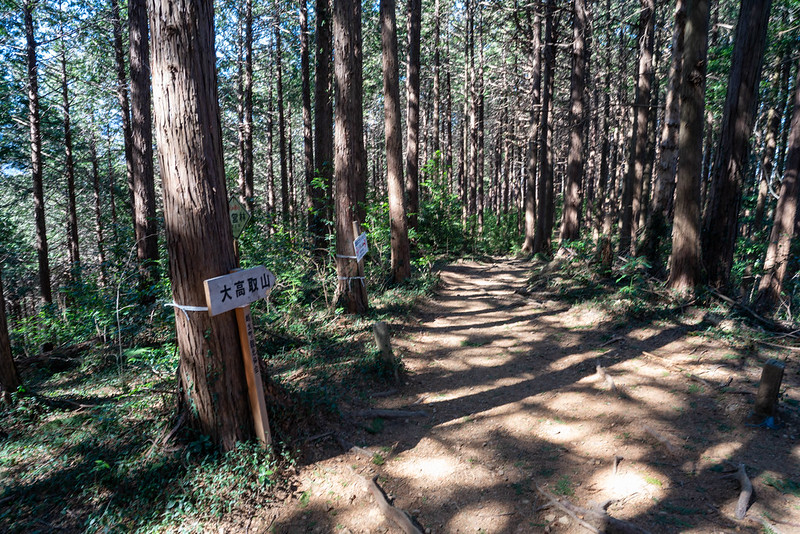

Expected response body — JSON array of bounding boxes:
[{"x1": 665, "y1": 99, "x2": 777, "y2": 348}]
[
  {"x1": 235, "y1": 305, "x2": 272, "y2": 446},
  {"x1": 754, "y1": 358, "x2": 785, "y2": 420}
]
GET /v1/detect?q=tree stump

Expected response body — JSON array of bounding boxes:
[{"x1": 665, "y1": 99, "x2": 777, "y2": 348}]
[{"x1": 754, "y1": 359, "x2": 784, "y2": 420}]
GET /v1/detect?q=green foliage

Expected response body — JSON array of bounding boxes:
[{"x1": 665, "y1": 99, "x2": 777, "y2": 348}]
[{"x1": 554, "y1": 475, "x2": 574, "y2": 496}]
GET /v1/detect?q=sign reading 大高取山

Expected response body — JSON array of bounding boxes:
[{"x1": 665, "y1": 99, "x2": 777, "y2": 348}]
[
  {"x1": 229, "y1": 197, "x2": 251, "y2": 239},
  {"x1": 203, "y1": 265, "x2": 276, "y2": 316}
]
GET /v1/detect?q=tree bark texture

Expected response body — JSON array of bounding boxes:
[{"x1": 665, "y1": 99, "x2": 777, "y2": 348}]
[
  {"x1": 149, "y1": 0, "x2": 252, "y2": 451},
  {"x1": 558, "y1": 0, "x2": 588, "y2": 244},
  {"x1": 668, "y1": 0, "x2": 709, "y2": 294},
  {"x1": 380, "y1": 0, "x2": 411, "y2": 283},
  {"x1": 238, "y1": 0, "x2": 254, "y2": 211},
  {"x1": 642, "y1": 0, "x2": 685, "y2": 267},
  {"x1": 754, "y1": 55, "x2": 789, "y2": 232},
  {"x1": 333, "y1": 0, "x2": 369, "y2": 313},
  {"x1": 130, "y1": 0, "x2": 160, "y2": 288},
  {"x1": 753, "y1": 62, "x2": 800, "y2": 314},
  {"x1": 25, "y1": 2, "x2": 51, "y2": 305},
  {"x1": 60, "y1": 44, "x2": 81, "y2": 276},
  {"x1": 315, "y1": 0, "x2": 334, "y2": 236},
  {"x1": 111, "y1": 0, "x2": 135, "y2": 213},
  {"x1": 533, "y1": 0, "x2": 555, "y2": 255},
  {"x1": 275, "y1": 7, "x2": 289, "y2": 227},
  {"x1": 300, "y1": 0, "x2": 318, "y2": 246},
  {"x1": 620, "y1": 0, "x2": 655, "y2": 255},
  {"x1": 89, "y1": 115, "x2": 108, "y2": 287},
  {"x1": 521, "y1": 8, "x2": 541, "y2": 256},
  {"x1": 701, "y1": 0, "x2": 772, "y2": 290},
  {"x1": 405, "y1": 0, "x2": 421, "y2": 229}
]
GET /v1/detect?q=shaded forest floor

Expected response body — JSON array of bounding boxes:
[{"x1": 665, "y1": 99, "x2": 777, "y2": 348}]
[
  {"x1": 264, "y1": 258, "x2": 800, "y2": 533},
  {"x1": 2, "y1": 257, "x2": 800, "y2": 533}
]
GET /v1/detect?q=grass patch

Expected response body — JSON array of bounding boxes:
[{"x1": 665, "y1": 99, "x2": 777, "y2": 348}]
[{"x1": 554, "y1": 475, "x2": 574, "y2": 496}]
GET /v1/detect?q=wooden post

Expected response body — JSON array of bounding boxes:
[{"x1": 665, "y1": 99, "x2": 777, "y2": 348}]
[
  {"x1": 373, "y1": 321, "x2": 399, "y2": 384},
  {"x1": 235, "y1": 304, "x2": 272, "y2": 446},
  {"x1": 754, "y1": 358, "x2": 785, "y2": 420}
]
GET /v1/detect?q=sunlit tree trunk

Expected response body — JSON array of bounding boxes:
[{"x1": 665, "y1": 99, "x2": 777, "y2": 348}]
[
  {"x1": 333, "y1": 0, "x2": 369, "y2": 313},
  {"x1": 300, "y1": 0, "x2": 318, "y2": 246},
  {"x1": 238, "y1": 0, "x2": 254, "y2": 211},
  {"x1": 753, "y1": 55, "x2": 789, "y2": 233},
  {"x1": 111, "y1": 0, "x2": 135, "y2": 212},
  {"x1": 380, "y1": 0, "x2": 411, "y2": 283},
  {"x1": 558, "y1": 0, "x2": 589, "y2": 245},
  {"x1": 405, "y1": 0, "x2": 421, "y2": 229},
  {"x1": 149, "y1": 0, "x2": 252, "y2": 451},
  {"x1": 275, "y1": 4, "x2": 289, "y2": 227},
  {"x1": 532, "y1": 0, "x2": 555, "y2": 255},
  {"x1": 521, "y1": 9, "x2": 541, "y2": 254},
  {"x1": 24, "y1": 1, "x2": 51, "y2": 305},
  {"x1": 315, "y1": 0, "x2": 334, "y2": 237},
  {"x1": 668, "y1": 0, "x2": 709, "y2": 294},
  {"x1": 641, "y1": 0, "x2": 685, "y2": 268},
  {"x1": 60, "y1": 39, "x2": 81, "y2": 278},
  {"x1": 701, "y1": 0, "x2": 772, "y2": 290},
  {"x1": 89, "y1": 114, "x2": 108, "y2": 287},
  {"x1": 619, "y1": 0, "x2": 655, "y2": 255},
  {"x1": 130, "y1": 0, "x2": 160, "y2": 289},
  {"x1": 753, "y1": 63, "x2": 800, "y2": 314}
]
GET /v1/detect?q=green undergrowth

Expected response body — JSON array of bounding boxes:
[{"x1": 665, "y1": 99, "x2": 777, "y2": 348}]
[{"x1": 1, "y1": 249, "x2": 439, "y2": 532}]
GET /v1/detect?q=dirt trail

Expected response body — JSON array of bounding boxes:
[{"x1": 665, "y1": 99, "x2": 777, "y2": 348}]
[{"x1": 265, "y1": 258, "x2": 799, "y2": 534}]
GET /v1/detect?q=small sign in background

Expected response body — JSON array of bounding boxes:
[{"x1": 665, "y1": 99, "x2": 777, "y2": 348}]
[{"x1": 229, "y1": 197, "x2": 251, "y2": 239}]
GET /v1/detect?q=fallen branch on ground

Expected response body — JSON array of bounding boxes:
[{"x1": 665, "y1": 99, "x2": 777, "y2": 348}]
[
  {"x1": 730, "y1": 463, "x2": 753, "y2": 520},
  {"x1": 640, "y1": 351, "x2": 715, "y2": 389},
  {"x1": 349, "y1": 467, "x2": 422, "y2": 534},
  {"x1": 535, "y1": 484, "x2": 651, "y2": 534},
  {"x1": 335, "y1": 435, "x2": 373, "y2": 459}
]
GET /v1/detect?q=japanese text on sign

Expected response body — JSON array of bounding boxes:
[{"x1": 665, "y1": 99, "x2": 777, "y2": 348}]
[
  {"x1": 229, "y1": 197, "x2": 251, "y2": 239},
  {"x1": 353, "y1": 232, "x2": 368, "y2": 262},
  {"x1": 204, "y1": 266, "x2": 276, "y2": 316}
]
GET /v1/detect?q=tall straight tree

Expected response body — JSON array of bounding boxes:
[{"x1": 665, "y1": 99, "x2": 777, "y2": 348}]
[
  {"x1": 300, "y1": 0, "x2": 318, "y2": 246},
  {"x1": 238, "y1": 0, "x2": 254, "y2": 211},
  {"x1": 753, "y1": 62, "x2": 800, "y2": 314},
  {"x1": 701, "y1": 0, "x2": 772, "y2": 290},
  {"x1": 668, "y1": 0, "x2": 709, "y2": 294},
  {"x1": 405, "y1": 0, "x2": 421, "y2": 229},
  {"x1": 532, "y1": 0, "x2": 555, "y2": 255},
  {"x1": 0, "y1": 265, "x2": 21, "y2": 401},
  {"x1": 149, "y1": 0, "x2": 253, "y2": 450},
  {"x1": 380, "y1": 0, "x2": 411, "y2": 283},
  {"x1": 111, "y1": 0, "x2": 135, "y2": 211},
  {"x1": 333, "y1": 0, "x2": 368, "y2": 313},
  {"x1": 275, "y1": 2, "x2": 289, "y2": 227},
  {"x1": 521, "y1": 8, "x2": 542, "y2": 254},
  {"x1": 60, "y1": 33, "x2": 80, "y2": 277},
  {"x1": 130, "y1": 0, "x2": 160, "y2": 288},
  {"x1": 558, "y1": 0, "x2": 589, "y2": 244},
  {"x1": 619, "y1": 0, "x2": 655, "y2": 254},
  {"x1": 641, "y1": 0, "x2": 685, "y2": 267},
  {"x1": 314, "y1": 0, "x2": 333, "y2": 243},
  {"x1": 24, "y1": 1, "x2": 51, "y2": 305}
]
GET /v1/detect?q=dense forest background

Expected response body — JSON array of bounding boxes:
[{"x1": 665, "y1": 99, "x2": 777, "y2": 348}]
[{"x1": 1, "y1": 0, "x2": 800, "y2": 530}]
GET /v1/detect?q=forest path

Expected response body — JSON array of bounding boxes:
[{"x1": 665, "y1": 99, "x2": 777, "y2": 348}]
[{"x1": 266, "y1": 258, "x2": 797, "y2": 534}]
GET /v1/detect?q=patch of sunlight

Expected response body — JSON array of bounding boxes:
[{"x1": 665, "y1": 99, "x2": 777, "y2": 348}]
[
  {"x1": 447, "y1": 502, "x2": 513, "y2": 533},
  {"x1": 463, "y1": 353, "x2": 515, "y2": 367},
  {"x1": 699, "y1": 441, "x2": 743, "y2": 467}
]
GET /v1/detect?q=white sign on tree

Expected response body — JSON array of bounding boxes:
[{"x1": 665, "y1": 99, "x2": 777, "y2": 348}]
[
  {"x1": 353, "y1": 232, "x2": 369, "y2": 262},
  {"x1": 204, "y1": 265, "x2": 276, "y2": 316}
]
